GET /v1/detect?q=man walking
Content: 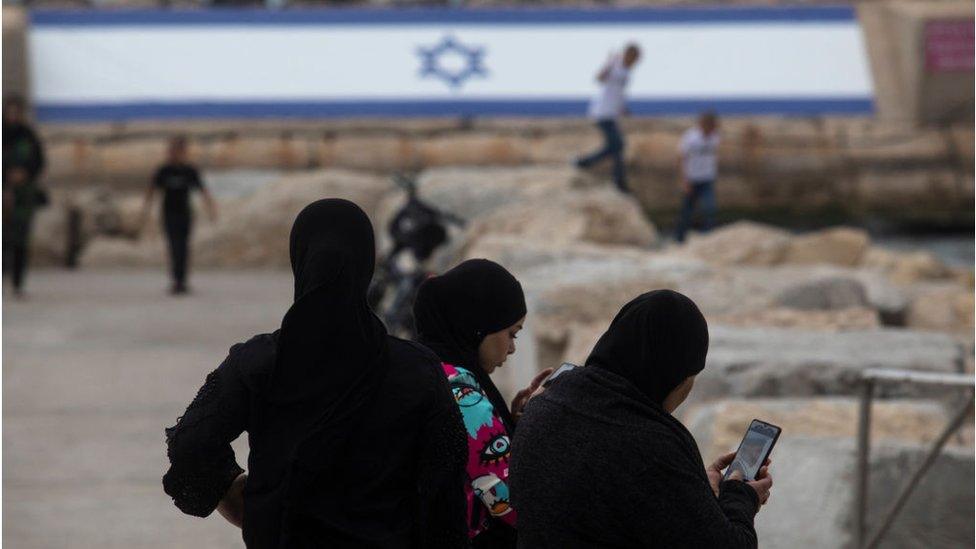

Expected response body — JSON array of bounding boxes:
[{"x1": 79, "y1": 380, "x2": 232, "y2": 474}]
[
  {"x1": 575, "y1": 43, "x2": 641, "y2": 193},
  {"x1": 675, "y1": 111, "x2": 721, "y2": 243},
  {"x1": 141, "y1": 136, "x2": 217, "y2": 294},
  {"x1": 3, "y1": 96, "x2": 47, "y2": 297}
]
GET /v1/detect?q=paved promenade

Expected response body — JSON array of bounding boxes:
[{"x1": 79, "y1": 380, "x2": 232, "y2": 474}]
[
  {"x1": 3, "y1": 270, "x2": 293, "y2": 548},
  {"x1": 3, "y1": 266, "x2": 544, "y2": 548}
]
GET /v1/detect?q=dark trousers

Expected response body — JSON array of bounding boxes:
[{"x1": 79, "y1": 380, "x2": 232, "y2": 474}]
[
  {"x1": 164, "y1": 214, "x2": 192, "y2": 289},
  {"x1": 577, "y1": 119, "x2": 628, "y2": 193},
  {"x1": 11, "y1": 244, "x2": 28, "y2": 291},
  {"x1": 675, "y1": 180, "x2": 716, "y2": 243}
]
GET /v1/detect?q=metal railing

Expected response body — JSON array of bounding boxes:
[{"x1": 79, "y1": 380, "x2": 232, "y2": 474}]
[{"x1": 854, "y1": 368, "x2": 975, "y2": 549}]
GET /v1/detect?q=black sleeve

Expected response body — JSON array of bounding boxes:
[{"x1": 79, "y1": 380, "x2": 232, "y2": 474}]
[
  {"x1": 162, "y1": 353, "x2": 248, "y2": 518},
  {"x1": 718, "y1": 479, "x2": 761, "y2": 532},
  {"x1": 417, "y1": 363, "x2": 469, "y2": 548},
  {"x1": 632, "y1": 457, "x2": 759, "y2": 549}
]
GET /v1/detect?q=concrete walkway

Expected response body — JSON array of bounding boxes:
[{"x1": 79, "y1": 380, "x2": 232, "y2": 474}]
[{"x1": 3, "y1": 269, "x2": 293, "y2": 548}]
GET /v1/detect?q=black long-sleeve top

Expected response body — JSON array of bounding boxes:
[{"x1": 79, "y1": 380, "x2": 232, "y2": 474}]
[
  {"x1": 510, "y1": 366, "x2": 760, "y2": 549},
  {"x1": 163, "y1": 332, "x2": 469, "y2": 548},
  {"x1": 3, "y1": 122, "x2": 45, "y2": 182}
]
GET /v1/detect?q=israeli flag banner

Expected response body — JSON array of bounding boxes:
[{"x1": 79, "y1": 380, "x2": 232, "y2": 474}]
[{"x1": 29, "y1": 7, "x2": 874, "y2": 121}]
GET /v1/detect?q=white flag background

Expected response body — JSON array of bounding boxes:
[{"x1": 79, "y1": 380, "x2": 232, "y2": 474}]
[{"x1": 29, "y1": 7, "x2": 875, "y2": 121}]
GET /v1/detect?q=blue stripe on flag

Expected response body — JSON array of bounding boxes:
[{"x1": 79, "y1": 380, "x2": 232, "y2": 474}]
[
  {"x1": 35, "y1": 98, "x2": 874, "y2": 122},
  {"x1": 30, "y1": 6, "x2": 858, "y2": 27}
]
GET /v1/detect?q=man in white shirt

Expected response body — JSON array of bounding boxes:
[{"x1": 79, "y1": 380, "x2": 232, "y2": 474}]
[
  {"x1": 575, "y1": 43, "x2": 641, "y2": 193},
  {"x1": 675, "y1": 111, "x2": 720, "y2": 243}
]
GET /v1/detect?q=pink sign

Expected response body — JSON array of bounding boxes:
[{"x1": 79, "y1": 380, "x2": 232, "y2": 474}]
[{"x1": 925, "y1": 19, "x2": 974, "y2": 73}]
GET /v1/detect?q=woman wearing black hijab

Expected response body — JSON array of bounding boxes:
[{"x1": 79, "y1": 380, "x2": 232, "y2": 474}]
[
  {"x1": 510, "y1": 290, "x2": 773, "y2": 548},
  {"x1": 413, "y1": 259, "x2": 553, "y2": 549},
  {"x1": 163, "y1": 199, "x2": 468, "y2": 548}
]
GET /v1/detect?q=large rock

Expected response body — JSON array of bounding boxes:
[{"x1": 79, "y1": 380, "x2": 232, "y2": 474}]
[
  {"x1": 527, "y1": 254, "x2": 712, "y2": 321},
  {"x1": 775, "y1": 277, "x2": 869, "y2": 310},
  {"x1": 520, "y1": 254, "x2": 707, "y2": 370},
  {"x1": 554, "y1": 308, "x2": 887, "y2": 369},
  {"x1": 684, "y1": 397, "x2": 956, "y2": 464},
  {"x1": 782, "y1": 227, "x2": 871, "y2": 266},
  {"x1": 192, "y1": 169, "x2": 389, "y2": 268},
  {"x1": 684, "y1": 398, "x2": 974, "y2": 549},
  {"x1": 412, "y1": 164, "x2": 596, "y2": 222},
  {"x1": 905, "y1": 285, "x2": 976, "y2": 333},
  {"x1": 695, "y1": 327, "x2": 965, "y2": 399},
  {"x1": 851, "y1": 269, "x2": 913, "y2": 324},
  {"x1": 374, "y1": 164, "x2": 597, "y2": 254},
  {"x1": 462, "y1": 235, "x2": 650, "y2": 276},
  {"x1": 529, "y1": 260, "x2": 873, "y2": 371},
  {"x1": 711, "y1": 307, "x2": 880, "y2": 331},
  {"x1": 654, "y1": 262, "x2": 900, "y2": 321},
  {"x1": 681, "y1": 221, "x2": 792, "y2": 266},
  {"x1": 464, "y1": 187, "x2": 657, "y2": 251},
  {"x1": 862, "y1": 247, "x2": 951, "y2": 284}
]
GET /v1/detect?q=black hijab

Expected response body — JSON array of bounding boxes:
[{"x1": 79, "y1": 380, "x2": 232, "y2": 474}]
[
  {"x1": 413, "y1": 259, "x2": 527, "y2": 432},
  {"x1": 264, "y1": 199, "x2": 390, "y2": 541},
  {"x1": 269, "y1": 198, "x2": 387, "y2": 404},
  {"x1": 585, "y1": 289, "x2": 708, "y2": 406}
]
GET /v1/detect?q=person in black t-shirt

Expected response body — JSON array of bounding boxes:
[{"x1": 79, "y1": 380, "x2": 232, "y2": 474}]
[
  {"x1": 141, "y1": 136, "x2": 217, "y2": 294},
  {"x1": 3, "y1": 96, "x2": 47, "y2": 298}
]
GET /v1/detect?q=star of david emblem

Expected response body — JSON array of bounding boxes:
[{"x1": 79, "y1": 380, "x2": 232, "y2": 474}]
[{"x1": 417, "y1": 35, "x2": 488, "y2": 90}]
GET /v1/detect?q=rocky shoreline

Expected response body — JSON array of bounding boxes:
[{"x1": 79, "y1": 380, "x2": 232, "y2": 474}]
[{"x1": 26, "y1": 164, "x2": 975, "y2": 547}]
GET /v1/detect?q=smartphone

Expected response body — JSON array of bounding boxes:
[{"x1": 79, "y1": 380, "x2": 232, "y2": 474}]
[
  {"x1": 542, "y1": 362, "x2": 580, "y2": 387},
  {"x1": 722, "y1": 419, "x2": 782, "y2": 482}
]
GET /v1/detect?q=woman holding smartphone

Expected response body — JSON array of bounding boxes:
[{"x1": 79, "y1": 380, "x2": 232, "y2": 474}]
[
  {"x1": 510, "y1": 290, "x2": 772, "y2": 548},
  {"x1": 413, "y1": 259, "x2": 552, "y2": 549},
  {"x1": 162, "y1": 199, "x2": 468, "y2": 548}
]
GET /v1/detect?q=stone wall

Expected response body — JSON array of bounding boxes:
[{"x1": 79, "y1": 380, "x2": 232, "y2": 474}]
[{"x1": 35, "y1": 117, "x2": 975, "y2": 227}]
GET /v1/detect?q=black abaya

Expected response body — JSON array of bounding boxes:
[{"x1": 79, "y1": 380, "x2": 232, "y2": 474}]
[
  {"x1": 511, "y1": 290, "x2": 760, "y2": 548},
  {"x1": 163, "y1": 199, "x2": 468, "y2": 548}
]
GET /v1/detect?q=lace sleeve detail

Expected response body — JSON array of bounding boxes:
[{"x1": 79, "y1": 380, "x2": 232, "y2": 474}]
[
  {"x1": 162, "y1": 356, "x2": 248, "y2": 518},
  {"x1": 417, "y1": 364, "x2": 470, "y2": 548}
]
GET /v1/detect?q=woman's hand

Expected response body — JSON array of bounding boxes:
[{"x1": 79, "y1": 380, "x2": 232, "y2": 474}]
[
  {"x1": 727, "y1": 466, "x2": 773, "y2": 511},
  {"x1": 706, "y1": 451, "x2": 736, "y2": 497},
  {"x1": 745, "y1": 469, "x2": 773, "y2": 509},
  {"x1": 709, "y1": 452, "x2": 772, "y2": 502},
  {"x1": 217, "y1": 472, "x2": 247, "y2": 528},
  {"x1": 511, "y1": 368, "x2": 554, "y2": 420}
]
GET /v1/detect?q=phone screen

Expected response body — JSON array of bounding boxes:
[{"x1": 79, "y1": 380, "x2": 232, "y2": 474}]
[
  {"x1": 543, "y1": 363, "x2": 579, "y2": 387},
  {"x1": 723, "y1": 420, "x2": 781, "y2": 481}
]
